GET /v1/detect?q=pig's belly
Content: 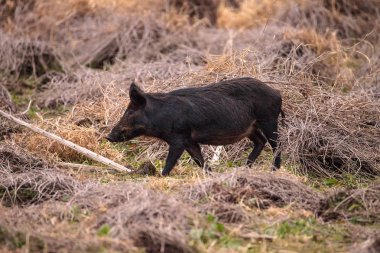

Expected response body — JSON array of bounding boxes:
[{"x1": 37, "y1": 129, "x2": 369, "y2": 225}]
[
  {"x1": 195, "y1": 135, "x2": 246, "y2": 145},
  {"x1": 191, "y1": 123, "x2": 255, "y2": 145}
]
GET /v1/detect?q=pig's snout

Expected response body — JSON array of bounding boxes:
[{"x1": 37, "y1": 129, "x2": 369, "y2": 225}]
[
  {"x1": 106, "y1": 130, "x2": 122, "y2": 142},
  {"x1": 105, "y1": 135, "x2": 115, "y2": 142},
  {"x1": 105, "y1": 134, "x2": 116, "y2": 142}
]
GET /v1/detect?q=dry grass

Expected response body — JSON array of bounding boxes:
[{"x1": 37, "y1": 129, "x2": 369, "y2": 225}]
[
  {"x1": 0, "y1": 32, "x2": 61, "y2": 78},
  {"x1": 217, "y1": 0, "x2": 290, "y2": 29},
  {"x1": 0, "y1": 143, "x2": 79, "y2": 207},
  {"x1": 24, "y1": 123, "x2": 122, "y2": 163},
  {"x1": 280, "y1": 26, "x2": 366, "y2": 88},
  {"x1": 0, "y1": 203, "x2": 136, "y2": 252},
  {"x1": 283, "y1": 0, "x2": 380, "y2": 39},
  {"x1": 72, "y1": 183, "x2": 197, "y2": 253},
  {"x1": 319, "y1": 182, "x2": 380, "y2": 222},
  {"x1": 351, "y1": 236, "x2": 380, "y2": 253},
  {"x1": 283, "y1": 28, "x2": 341, "y2": 56},
  {"x1": 0, "y1": 83, "x2": 18, "y2": 140},
  {"x1": 186, "y1": 169, "x2": 321, "y2": 223},
  {"x1": 0, "y1": 83, "x2": 15, "y2": 112},
  {"x1": 281, "y1": 87, "x2": 380, "y2": 177},
  {"x1": 0, "y1": 178, "x2": 198, "y2": 252}
]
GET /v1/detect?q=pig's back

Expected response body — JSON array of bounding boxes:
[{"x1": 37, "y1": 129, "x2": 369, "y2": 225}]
[
  {"x1": 163, "y1": 77, "x2": 279, "y2": 134},
  {"x1": 168, "y1": 77, "x2": 281, "y2": 115},
  {"x1": 169, "y1": 77, "x2": 279, "y2": 101}
]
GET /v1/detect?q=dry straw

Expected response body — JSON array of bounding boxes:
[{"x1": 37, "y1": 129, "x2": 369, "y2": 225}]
[
  {"x1": 0, "y1": 143, "x2": 79, "y2": 206},
  {"x1": 319, "y1": 182, "x2": 380, "y2": 221},
  {"x1": 0, "y1": 110, "x2": 129, "y2": 172},
  {"x1": 281, "y1": 87, "x2": 380, "y2": 177},
  {"x1": 186, "y1": 169, "x2": 321, "y2": 223},
  {"x1": 0, "y1": 84, "x2": 18, "y2": 140}
]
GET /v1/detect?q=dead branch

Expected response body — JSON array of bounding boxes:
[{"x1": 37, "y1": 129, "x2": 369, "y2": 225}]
[
  {"x1": 58, "y1": 162, "x2": 118, "y2": 174},
  {"x1": 0, "y1": 109, "x2": 132, "y2": 173}
]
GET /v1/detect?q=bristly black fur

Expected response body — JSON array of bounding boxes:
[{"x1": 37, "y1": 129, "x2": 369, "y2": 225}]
[{"x1": 107, "y1": 77, "x2": 284, "y2": 176}]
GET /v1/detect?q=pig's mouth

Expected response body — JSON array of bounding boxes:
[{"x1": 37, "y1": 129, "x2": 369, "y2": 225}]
[
  {"x1": 106, "y1": 135, "x2": 125, "y2": 142},
  {"x1": 106, "y1": 128, "x2": 145, "y2": 143},
  {"x1": 106, "y1": 133, "x2": 132, "y2": 143}
]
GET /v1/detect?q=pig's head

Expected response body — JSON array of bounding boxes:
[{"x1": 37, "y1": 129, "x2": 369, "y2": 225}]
[{"x1": 106, "y1": 83, "x2": 149, "y2": 142}]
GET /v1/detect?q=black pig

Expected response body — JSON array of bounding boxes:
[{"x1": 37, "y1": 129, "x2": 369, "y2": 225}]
[{"x1": 107, "y1": 77, "x2": 284, "y2": 176}]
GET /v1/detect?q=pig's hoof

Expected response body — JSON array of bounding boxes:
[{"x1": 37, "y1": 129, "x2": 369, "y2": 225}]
[
  {"x1": 202, "y1": 166, "x2": 212, "y2": 175},
  {"x1": 203, "y1": 164, "x2": 212, "y2": 171},
  {"x1": 270, "y1": 165, "x2": 280, "y2": 172},
  {"x1": 135, "y1": 161, "x2": 157, "y2": 176},
  {"x1": 161, "y1": 170, "x2": 170, "y2": 177}
]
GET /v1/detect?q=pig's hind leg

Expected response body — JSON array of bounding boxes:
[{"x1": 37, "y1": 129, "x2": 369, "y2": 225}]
[
  {"x1": 185, "y1": 142, "x2": 204, "y2": 167},
  {"x1": 185, "y1": 141, "x2": 211, "y2": 172},
  {"x1": 247, "y1": 130, "x2": 267, "y2": 167},
  {"x1": 260, "y1": 120, "x2": 281, "y2": 170}
]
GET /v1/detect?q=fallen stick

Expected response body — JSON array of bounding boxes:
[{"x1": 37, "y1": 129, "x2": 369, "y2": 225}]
[
  {"x1": 58, "y1": 162, "x2": 118, "y2": 174},
  {"x1": 0, "y1": 109, "x2": 132, "y2": 173}
]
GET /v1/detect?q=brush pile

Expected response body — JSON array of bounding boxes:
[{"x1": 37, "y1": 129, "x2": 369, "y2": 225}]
[
  {"x1": 0, "y1": 33, "x2": 61, "y2": 78},
  {"x1": 187, "y1": 170, "x2": 321, "y2": 223},
  {"x1": 187, "y1": 170, "x2": 380, "y2": 225},
  {"x1": 0, "y1": 83, "x2": 18, "y2": 140},
  {"x1": 0, "y1": 143, "x2": 78, "y2": 206},
  {"x1": 71, "y1": 183, "x2": 196, "y2": 253},
  {"x1": 319, "y1": 182, "x2": 380, "y2": 222},
  {"x1": 0, "y1": 178, "x2": 198, "y2": 252},
  {"x1": 281, "y1": 87, "x2": 380, "y2": 177},
  {"x1": 283, "y1": 0, "x2": 380, "y2": 39}
]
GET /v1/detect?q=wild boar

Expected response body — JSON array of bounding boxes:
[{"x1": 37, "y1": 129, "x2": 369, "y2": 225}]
[{"x1": 107, "y1": 77, "x2": 284, "y2": 176}]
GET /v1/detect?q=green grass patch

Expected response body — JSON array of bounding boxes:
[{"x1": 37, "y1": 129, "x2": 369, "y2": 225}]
[
  {"x1": 265, "y1": 217, "x2": 348, "y2": 243},
  {"x1": 97, "y1": 224, "x2": 111, "y2": 237},
  {"x1": 191, "y1": 214, "x2": 245, "y2": 250},
  {"x1": 0, "y1": 225, "x2": 45, "y2": 251}
]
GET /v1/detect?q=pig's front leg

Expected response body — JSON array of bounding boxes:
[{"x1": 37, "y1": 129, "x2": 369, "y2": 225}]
[{"x1": 161, "y1": 144, "x2": 185, "y2": 176}]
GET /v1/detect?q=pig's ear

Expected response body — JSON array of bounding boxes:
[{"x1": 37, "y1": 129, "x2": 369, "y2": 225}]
[{"x1": 129, "y1": 82, "x2": 146, "y2": 107}]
